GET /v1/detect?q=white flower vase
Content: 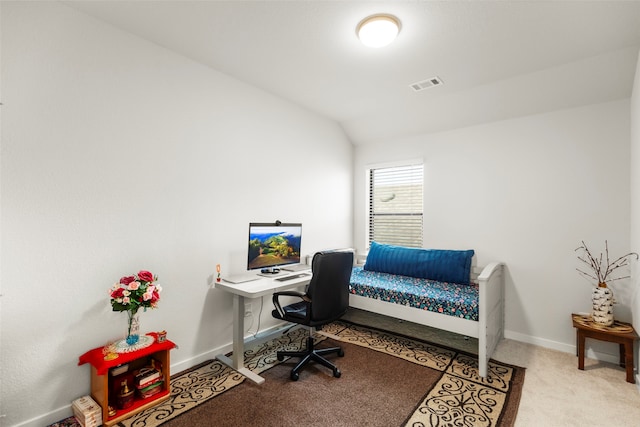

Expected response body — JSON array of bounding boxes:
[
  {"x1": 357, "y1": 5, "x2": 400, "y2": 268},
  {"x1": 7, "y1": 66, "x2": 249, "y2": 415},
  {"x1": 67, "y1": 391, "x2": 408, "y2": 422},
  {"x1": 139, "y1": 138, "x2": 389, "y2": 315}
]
[{"x1": 592, "y1": 284, "x2": 614, "y2": 326}]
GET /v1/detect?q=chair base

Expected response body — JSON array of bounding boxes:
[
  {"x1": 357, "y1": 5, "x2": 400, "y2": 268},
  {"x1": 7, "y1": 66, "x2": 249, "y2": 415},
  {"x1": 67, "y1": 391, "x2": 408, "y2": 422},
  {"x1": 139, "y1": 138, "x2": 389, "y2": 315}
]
[{"x1": 277, "y1": 335, "x2": 344, "y2": 381}]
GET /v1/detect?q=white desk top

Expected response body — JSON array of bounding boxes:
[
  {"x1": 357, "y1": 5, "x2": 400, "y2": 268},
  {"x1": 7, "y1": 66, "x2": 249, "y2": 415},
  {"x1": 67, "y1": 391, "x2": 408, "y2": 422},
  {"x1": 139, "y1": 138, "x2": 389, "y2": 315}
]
[{"x1": 215, "y1": 272, "x2": 312, "y2": 298}]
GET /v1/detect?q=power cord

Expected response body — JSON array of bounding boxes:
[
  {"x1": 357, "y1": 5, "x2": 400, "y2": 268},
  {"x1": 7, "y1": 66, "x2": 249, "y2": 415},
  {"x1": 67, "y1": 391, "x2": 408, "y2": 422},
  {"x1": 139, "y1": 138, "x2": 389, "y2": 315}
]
[
  {"x1": 251, "y1": 296, "x2": 264, "y2": 338},
  {"x1": 248, "y1": 296, "x2": 297, "y2": 339}
]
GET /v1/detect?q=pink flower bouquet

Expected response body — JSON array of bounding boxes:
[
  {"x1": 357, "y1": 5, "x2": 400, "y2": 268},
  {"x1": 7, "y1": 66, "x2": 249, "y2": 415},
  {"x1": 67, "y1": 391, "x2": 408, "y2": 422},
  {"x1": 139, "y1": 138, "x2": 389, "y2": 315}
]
[{"x1": 109, "y1": 270, "x2": 162, "y2": 315}]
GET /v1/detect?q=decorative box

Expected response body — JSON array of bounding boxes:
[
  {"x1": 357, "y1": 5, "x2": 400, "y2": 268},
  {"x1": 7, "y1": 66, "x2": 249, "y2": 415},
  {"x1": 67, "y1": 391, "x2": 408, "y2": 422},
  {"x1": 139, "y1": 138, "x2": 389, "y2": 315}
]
[
  {"x1": 116, "y1": 378, "x2": 135, "y2": 410},
  {"x1": 110, "y1": 363, "x2": 129, "y2": 376},
  {"x1": 71, "y1": 395, "x2": 102, "y2": 427}
]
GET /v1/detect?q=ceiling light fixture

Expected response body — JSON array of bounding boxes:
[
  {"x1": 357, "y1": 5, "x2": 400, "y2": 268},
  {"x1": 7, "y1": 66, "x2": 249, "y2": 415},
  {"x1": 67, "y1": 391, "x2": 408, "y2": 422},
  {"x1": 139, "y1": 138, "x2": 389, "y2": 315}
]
[{"x1": 356, "y1": 14, "x2": 401, "y2": 48}]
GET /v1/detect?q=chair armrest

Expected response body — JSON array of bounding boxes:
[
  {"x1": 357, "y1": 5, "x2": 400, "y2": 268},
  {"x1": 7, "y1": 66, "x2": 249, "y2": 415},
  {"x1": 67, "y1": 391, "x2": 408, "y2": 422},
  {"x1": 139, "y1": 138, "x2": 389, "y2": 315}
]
[
  {"x1": 272, "y1": 291, "x2": 308, "y2": 318},
  {"x1": 273, "y1": 290, "x2": 306, "y2": 298}
]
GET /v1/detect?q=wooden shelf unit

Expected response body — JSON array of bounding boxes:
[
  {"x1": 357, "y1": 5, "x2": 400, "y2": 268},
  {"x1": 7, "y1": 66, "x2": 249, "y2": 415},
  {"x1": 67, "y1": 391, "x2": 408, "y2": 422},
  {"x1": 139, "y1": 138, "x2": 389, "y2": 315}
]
[{"x1": 79, "y1": 333, "x2": 176, "y2": 426}]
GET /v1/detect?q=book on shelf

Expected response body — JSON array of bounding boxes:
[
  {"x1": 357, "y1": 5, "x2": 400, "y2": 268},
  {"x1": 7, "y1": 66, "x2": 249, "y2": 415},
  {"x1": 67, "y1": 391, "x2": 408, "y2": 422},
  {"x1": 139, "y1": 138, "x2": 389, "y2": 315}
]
[
  {"x1": 137, "y1": 375, "x2": 163, "y2": 389},
  {"x1": 138, "y1": 379, "x2": 164, "y2": 399}
]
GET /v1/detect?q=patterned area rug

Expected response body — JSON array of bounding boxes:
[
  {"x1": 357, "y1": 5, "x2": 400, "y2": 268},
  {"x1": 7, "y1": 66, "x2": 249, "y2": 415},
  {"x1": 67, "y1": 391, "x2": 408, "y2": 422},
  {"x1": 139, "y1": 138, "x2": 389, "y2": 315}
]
[
  {"x1": 323, "y1": 322, "x2": 523, "y2": 427},
  {"x1": 51, "y1": 321, "x2": 524, "y2": 427}
]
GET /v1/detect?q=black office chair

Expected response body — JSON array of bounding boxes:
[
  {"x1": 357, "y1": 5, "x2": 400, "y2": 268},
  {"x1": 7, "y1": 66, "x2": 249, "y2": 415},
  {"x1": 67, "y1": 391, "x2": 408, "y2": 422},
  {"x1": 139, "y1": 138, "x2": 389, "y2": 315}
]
[{"x1": 271, "y1": 250, "x2": 354, "y2": 381}]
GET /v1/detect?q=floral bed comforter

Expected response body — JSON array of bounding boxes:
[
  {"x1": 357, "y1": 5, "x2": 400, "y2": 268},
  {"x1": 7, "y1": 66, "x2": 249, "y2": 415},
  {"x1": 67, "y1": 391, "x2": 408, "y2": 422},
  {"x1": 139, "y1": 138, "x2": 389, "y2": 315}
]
[{"x1": 349, "y1": 267, "x2": 479, "y2": 321}]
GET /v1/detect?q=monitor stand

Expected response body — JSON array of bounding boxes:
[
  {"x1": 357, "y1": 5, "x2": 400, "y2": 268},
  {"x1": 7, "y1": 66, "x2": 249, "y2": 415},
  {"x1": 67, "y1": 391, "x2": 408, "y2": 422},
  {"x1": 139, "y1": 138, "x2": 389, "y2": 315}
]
[{"x1": 258, "y1": 267, "x2": 282, "y2": 276}]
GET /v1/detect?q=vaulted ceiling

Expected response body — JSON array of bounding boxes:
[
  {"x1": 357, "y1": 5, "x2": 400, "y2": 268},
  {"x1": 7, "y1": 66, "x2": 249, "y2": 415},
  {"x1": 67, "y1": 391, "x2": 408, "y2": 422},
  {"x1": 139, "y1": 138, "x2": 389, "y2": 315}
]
[{"x1": 66, "y1": 1, "x2": 640, "y2": 145}]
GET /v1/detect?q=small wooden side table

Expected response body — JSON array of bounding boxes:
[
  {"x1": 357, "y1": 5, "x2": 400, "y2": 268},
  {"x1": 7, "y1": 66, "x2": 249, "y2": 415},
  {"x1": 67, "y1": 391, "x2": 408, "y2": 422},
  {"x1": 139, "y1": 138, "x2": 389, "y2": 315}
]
[
  {"x1": 78, "y1": 333, "x2": 176, "y2": 426},
  {"x1": 571, "y1": 313, "x2": 639, "y2": 383}
]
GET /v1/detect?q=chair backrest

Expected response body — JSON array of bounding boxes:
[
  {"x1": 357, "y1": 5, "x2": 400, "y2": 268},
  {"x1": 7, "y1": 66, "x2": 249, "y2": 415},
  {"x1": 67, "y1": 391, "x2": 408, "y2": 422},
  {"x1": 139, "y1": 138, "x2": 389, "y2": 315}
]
[{"x1": 307, "y1": 250, "x2": 354, "y2": 324}]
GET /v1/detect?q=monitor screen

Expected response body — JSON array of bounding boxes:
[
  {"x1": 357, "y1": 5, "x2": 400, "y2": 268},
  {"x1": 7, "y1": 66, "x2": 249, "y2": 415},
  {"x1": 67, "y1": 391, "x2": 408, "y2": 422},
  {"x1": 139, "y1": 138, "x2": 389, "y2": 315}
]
[{"x1": 247, "y1": 222, "x2": 302, "y2": 271}]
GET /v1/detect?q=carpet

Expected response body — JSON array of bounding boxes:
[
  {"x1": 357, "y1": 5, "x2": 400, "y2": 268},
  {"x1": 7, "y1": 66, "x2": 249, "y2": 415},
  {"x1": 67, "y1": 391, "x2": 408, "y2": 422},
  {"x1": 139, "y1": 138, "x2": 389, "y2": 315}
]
[{"x1": 52, "y1": 320, "x2": 524, "y2": 427}]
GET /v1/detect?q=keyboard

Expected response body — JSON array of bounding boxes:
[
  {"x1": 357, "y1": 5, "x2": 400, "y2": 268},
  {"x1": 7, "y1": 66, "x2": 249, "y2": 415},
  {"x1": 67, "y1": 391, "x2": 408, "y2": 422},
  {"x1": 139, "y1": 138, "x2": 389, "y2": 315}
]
[
  {"x1": 281, "y1": 264, "x2": 311, "y2": 272},
  {"x1": 275, "y1": 273, "x2": 310, "y2": 282}
]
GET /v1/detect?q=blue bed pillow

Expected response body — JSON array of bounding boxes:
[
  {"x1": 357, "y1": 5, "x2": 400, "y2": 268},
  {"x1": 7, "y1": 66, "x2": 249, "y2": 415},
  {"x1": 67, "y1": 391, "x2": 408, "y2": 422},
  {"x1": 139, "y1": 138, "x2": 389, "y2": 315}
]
[{"x1": 364, "y1": 242, "x2": 475, "y2": 285}]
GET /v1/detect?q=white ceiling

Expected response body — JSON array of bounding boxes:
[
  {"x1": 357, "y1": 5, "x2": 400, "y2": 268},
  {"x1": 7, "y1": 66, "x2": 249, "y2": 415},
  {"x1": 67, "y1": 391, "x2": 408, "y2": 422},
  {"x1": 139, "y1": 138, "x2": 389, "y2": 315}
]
[{"x1": 65, "y1": 1, "x2": 640, "y2": 146}]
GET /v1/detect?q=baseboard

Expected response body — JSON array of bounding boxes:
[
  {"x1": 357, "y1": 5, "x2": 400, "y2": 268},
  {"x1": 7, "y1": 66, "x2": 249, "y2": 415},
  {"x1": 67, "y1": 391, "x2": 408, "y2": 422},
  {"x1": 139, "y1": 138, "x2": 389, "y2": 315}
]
[
  {"x1": 12, "y1": 405, "x2": 74, "y2": 427},
  {"x1": 504, "y1": 329, "x2": 621, "y2": 365},
  {"x1": 170, "y1": 345, "x2": 228, "y2": 376},
  {"x1": 171, "y1": 322, "x2": 293, "y2": 375},
  {"x1": 504, "y1": 329, "x2": 574, "y2": 353}
]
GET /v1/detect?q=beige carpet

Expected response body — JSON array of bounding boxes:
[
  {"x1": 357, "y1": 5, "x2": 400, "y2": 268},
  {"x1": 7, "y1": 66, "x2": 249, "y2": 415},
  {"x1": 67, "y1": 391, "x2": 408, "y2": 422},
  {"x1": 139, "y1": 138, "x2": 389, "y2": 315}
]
[
  {"x1": 344, "y1": 308, "x2": 640, "y2": 427},
  {"x1": 114, "y1": 320, "x2": 523, "y2": 427},
  {"x1": 493, "y1": 339, "x2": 640, "y2": 427}
]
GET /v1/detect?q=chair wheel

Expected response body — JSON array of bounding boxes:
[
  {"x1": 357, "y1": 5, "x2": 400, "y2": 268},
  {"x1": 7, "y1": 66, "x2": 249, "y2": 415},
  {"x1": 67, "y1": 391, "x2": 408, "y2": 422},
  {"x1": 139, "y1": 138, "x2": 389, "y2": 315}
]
[
  {"x1": 291, "y1": 371, "x2": 299, "y2": 381},
  {"x1": 333, "y1": 368, "x2": 341, "y2": 378},
  {"x1": 338, "y1": 349, "x2": 345, "y2": 357},
  {"x1": 277, "y1": 354, "x2": 284, "y2": 361}
]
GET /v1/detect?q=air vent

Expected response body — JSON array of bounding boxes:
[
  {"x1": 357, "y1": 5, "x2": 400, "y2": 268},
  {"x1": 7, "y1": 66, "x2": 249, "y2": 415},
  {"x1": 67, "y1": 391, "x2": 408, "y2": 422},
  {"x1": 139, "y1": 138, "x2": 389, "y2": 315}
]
[{"x1": 409, "y1": 76, "x2": 443, "y2": 92}]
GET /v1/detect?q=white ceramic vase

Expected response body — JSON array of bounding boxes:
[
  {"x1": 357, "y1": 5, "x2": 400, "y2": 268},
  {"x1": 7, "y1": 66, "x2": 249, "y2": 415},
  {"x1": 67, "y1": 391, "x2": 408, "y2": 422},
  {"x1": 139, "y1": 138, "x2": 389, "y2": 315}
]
[{"x1": 592, "y1": 284, "x2": 614, "y2": 326}]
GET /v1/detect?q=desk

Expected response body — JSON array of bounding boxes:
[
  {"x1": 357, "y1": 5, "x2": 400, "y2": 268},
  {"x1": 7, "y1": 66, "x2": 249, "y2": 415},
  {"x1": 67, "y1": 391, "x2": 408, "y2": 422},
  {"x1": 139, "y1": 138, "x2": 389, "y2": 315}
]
[
  {"x1": 215, "y1": 273, "x2": 312, "y2": 384},
  {"x1": 572, "y1": 313, "x2": 639, "y2": 383}
]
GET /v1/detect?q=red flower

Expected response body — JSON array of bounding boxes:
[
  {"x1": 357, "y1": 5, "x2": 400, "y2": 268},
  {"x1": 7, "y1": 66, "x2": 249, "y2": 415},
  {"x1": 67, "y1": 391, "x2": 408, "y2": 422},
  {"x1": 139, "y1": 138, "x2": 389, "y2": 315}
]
[
  {"x1": 120, "y1": 276, "x2": 135, "y2": 285},
  {"x1": 111, "y1": 288, "x2": 125, "y2": 298},
  {"x1": 138, "y1": 270, "x2": 154, "y2": 282}
]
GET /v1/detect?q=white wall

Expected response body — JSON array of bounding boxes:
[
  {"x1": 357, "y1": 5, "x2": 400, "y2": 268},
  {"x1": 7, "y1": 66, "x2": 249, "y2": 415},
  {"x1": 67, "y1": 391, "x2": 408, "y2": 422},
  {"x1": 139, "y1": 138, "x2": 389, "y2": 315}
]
[
  {"x1": 0, "y1": 2, "x2": 353, "y2": 426},
  {"x1": 355, "y1": 99, "x2": 631, "y2": 355},
  {"x1": 630, "y1": 50, "x2": 640, "y2": 383}
]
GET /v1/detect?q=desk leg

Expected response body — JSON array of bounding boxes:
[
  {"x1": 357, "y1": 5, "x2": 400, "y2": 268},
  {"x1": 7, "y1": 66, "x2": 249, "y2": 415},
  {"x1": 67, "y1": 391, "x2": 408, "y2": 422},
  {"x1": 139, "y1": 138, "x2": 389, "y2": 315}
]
[
  {"x1": 231, "y1": 294, "x2": 244, "y2": 369},
  {"x1": 216, "y1": 294, "x2": 265, "y2": 385},
  {"x1": 577, "y1": 331, "x2": 585, "y2": 371}
]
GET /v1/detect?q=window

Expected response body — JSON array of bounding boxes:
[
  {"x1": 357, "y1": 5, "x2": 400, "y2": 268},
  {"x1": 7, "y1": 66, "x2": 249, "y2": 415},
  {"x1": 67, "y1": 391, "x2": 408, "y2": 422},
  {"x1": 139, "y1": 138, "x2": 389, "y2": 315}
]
[{"x1": 368, "y1": 163, "x2": 423, "y2": 248}]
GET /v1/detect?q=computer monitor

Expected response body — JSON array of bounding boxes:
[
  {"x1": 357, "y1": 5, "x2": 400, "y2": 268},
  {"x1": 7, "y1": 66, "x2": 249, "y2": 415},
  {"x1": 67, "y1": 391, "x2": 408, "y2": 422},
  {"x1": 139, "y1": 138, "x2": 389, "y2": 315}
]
[{"x1": 247, "y1": 222, "x2": 302, "y2": 272}]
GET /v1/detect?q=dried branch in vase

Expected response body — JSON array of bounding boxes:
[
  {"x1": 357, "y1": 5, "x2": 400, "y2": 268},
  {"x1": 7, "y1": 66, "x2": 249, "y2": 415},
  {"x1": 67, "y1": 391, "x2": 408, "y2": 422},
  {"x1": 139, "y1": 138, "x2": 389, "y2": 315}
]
[{"x1": 575, "y1": 240, "x2": 638, "y2": 286}]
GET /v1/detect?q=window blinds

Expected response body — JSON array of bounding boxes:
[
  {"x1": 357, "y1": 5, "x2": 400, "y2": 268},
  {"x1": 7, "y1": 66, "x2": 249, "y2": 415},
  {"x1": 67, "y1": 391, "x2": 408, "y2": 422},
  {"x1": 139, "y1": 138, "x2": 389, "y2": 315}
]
[{"x1": 368, "y1": 164, "x2": 423, "y2": 248}]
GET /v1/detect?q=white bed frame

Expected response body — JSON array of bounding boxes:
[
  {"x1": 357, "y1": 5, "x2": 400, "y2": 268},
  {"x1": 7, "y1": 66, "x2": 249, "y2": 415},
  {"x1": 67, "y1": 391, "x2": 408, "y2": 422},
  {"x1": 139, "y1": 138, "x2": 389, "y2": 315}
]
[{"x1": 349, "y1": 255, "x2": 505, "y2": 378}]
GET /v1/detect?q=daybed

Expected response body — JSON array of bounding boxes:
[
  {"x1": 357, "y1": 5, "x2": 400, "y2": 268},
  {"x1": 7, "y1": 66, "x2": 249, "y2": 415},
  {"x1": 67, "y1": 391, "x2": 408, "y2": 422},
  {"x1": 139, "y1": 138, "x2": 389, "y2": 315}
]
[{"x1": 349, "y1": 242, "x2": 505, "y2": 378}]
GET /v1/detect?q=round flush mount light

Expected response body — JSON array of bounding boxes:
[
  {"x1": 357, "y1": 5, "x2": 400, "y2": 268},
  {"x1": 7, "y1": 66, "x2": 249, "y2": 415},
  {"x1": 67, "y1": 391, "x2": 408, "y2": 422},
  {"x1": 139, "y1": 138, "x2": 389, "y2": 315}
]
[{"x1": 356, "y1": 14, "x2": 401, "y2": 48}]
